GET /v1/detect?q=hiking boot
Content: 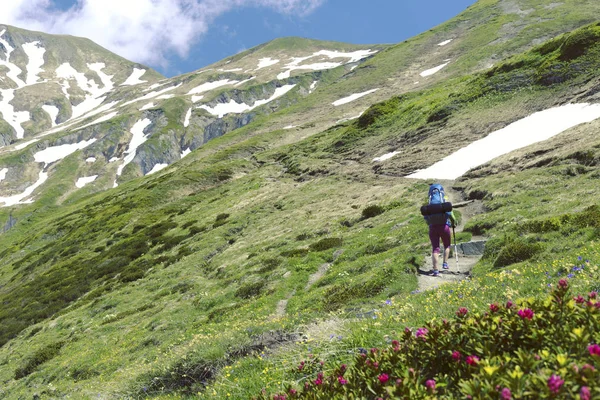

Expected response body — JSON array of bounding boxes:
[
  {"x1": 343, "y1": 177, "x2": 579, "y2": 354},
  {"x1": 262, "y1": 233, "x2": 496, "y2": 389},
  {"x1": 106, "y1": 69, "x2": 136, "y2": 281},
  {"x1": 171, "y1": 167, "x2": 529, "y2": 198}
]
[
  {"x1": 430, "y1": 269, "x2": 440, "y2": 277},
  {"x1": 442, "y1": 262, "x2": 449, "y2": 270}
]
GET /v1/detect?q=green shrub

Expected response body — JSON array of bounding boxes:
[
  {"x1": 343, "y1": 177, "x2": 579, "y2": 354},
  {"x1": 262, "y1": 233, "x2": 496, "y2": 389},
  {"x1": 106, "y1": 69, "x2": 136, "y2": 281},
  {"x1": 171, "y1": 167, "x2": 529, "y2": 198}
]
[
  {"x1": 14, "y1": 341, "x2": 64, "y2": 379},
  {"x1": 322, "y1": 277, "x2": 386, "y2": 311},
  {"x1": 257, "y1": 281, "x2": 600, "y2": 400},
  {"x1": 235, "y1": 280, "x2": 266, "y2": 299},
  {"x1": 309, "y1": 238, "x2": 343, "y2": 252},
  {"x1": 280, "y1": 248, "x2": 309, "y2": 258},
  {"x1": 493, "y1": 238, "x2": 543, "y2": 268},
  {"x1": 361, "y1": 205, "x2": 385, "y2": 220},
  {"x1": 559, "y1": 25, "x2": 600, "y2": 61}
]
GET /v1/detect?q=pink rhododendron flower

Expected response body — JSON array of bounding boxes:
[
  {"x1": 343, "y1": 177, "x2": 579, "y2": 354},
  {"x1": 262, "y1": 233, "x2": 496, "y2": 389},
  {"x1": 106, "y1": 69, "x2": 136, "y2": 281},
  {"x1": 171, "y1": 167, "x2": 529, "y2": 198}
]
[
  {"x1": 489, "y1": 303, "x2": 500, "y2": 313},
  {"x1": 574, "y1": 295, "x2": 586, "y2": 304},
  {"x1": 466, "y1": 355, "x2": 479, "y2": 365},
  {"x1": 518, "y1": 308, "x2": 534, "y2": 320},
  {"x1": 580, "y1": 386, "x2": 591, "y2": 400},
  {"x1": 338, "y1": 376, "x2": 347, "y2": 385},
  {"x1": 378, "y1": 373, "x2": 389, "y2": 384},
  {"x1": 416, "y1": 328, "x2": 429, "y2": 339},
  {"x1": 506, "y1": 300, "x2": 514, "y2": 308},
  {"x1": 589, "y1": 291, "x2": 598, "y2": 299},
  {"x1": 588, "y1": 344, "x2": 600, "y2": 356},
  {"x1": 456, "y1": 307, "x2": 468, "y2": 317},
  {"x1": 558, "y1": 279, "x2": 569, "y2": 289},
  {"x1": 547, "y1": 374, "x2": 564, "y2": 394},
  {"x1": 452, "y1": 350, "x2": 462, "y2": 362},
  {"x1": 501, "y1": 387, "x2": 512, "y2": 400},
  {"x1": 425, "y1": 379, "x2": 436, "y2": 392}
]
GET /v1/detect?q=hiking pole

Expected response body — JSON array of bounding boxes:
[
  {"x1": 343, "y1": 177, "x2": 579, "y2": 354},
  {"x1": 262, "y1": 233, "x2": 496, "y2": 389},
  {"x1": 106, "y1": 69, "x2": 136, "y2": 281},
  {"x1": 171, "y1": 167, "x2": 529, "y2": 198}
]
[{"x1": 453, "y1": 226, "x2": 459, "y2": 273}]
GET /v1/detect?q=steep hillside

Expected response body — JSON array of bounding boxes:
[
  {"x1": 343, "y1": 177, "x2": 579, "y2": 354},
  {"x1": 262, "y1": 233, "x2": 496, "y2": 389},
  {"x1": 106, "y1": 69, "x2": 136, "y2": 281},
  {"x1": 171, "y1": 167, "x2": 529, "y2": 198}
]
[{"x1": 0, "y1": 1, "x2": 600, "y2": 399}]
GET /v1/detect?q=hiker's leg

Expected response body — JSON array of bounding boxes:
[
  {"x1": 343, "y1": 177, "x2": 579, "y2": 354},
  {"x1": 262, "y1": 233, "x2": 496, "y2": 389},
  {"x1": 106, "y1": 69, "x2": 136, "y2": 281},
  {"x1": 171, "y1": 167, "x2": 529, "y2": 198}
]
[
  {"x1": 429, "y1": 226, "x2": 441, "y2": 270},
  {"x1": 441, "y1": 225, "x2": 451, "y2": 264}
]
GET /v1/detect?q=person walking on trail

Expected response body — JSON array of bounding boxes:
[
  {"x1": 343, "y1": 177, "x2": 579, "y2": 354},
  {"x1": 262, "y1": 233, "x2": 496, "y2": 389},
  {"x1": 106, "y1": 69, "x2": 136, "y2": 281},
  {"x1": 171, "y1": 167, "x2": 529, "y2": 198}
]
[{"x1": 423, "y1": 183, "x2": 457, "y2": 277}]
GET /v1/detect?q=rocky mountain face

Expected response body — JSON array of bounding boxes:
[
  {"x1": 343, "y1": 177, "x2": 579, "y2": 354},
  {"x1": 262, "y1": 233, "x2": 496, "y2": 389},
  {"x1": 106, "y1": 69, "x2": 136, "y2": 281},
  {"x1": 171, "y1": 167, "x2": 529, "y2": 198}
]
[{"x1": 1, "y1": 0, "x2": 600, "y2": 398}]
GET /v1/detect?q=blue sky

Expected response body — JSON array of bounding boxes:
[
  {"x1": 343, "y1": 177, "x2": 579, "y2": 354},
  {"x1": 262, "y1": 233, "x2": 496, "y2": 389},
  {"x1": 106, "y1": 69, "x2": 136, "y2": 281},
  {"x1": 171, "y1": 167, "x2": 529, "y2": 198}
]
[{"x1": 7, "y1": 0, "x2": 476, "y2": 77}]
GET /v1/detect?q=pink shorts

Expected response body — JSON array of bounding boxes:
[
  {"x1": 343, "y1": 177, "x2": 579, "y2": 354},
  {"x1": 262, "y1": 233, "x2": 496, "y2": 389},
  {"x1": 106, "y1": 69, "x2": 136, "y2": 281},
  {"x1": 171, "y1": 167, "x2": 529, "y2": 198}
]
[{"x1": 429, "y1": 224, "x2": 451, "y2": 254}]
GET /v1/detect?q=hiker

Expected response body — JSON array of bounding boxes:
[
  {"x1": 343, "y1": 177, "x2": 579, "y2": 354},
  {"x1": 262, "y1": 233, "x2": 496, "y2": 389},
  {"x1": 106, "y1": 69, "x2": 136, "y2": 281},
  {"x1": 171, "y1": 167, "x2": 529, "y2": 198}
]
[{"x1": 423, "y1": 183, "x2": 456, "y2": 277}]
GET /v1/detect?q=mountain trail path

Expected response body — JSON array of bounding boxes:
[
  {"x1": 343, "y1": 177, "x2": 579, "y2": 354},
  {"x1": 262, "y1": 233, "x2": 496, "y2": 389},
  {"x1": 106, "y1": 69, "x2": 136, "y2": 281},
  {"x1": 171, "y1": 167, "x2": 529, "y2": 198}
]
[{"x1": 417, "y1": 180, "x2": 487, "y2": 292}]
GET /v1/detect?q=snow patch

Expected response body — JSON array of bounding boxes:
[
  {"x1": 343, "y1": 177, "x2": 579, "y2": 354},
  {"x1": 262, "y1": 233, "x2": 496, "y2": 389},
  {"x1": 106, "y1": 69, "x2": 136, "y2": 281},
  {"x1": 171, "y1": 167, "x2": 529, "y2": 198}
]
[
  {"x1": 15, "y1": 139, "x2": 38, "y2": 150},
  {"x1": 0, "y1": 89, "x2": 31, "y2": 139},
  {"x1": 86, "y1": 157, "x2": 96, "y2": 163},
  {"x1": 109, "y1": 157, "x2": 119, "y2": 163},
  {"x1": 116, "y1": 119, "x2": 152, "y2": 176},
  {"x1": 407, "y1": 103, "x2": 600, "y2": 180},
  {"x1": 309, "y1": 81, "x2": 318, "y2": 93},
  {"x1": 78, "y1": 111, "x2": 119, "y2": 129},
  {"x1": 234, "y1": 77, "x2": 255, "y2": 87},
  {"x1": 187, "y1": 79, "x2": 238, "y2": 95},
  {"x1": 0, "y1": 170, "x2": 48, "y2": 207},
  {"x1": 34, "y1": 139, "x2": 97, "y2": 165},
  {"x1": 88, "y1": 63, "x2": 115, "y2": 92},
  {"x1": 438, "y1": 39, "x2": 453, "y2": 46},
  {"x1": 219, "y1": 68, "x2": 243, "y2": 72},
  {"x1": 42, "y1": 105, "x2": 59, "y2": 126},
  {"x1": 184, "y1": 108, "x2": 192, "y2": 127},
  {"x1": 191, "y1": 95, "x2": 204, "y2": 103},
  {"x1": 181, "y1": 148, "x2": 191, "y2": 158},
  {"x1": 122, "y1": 84, "x2": 181, "y2": 107},
  {"x1": 420, "y1": 62, "x2": 449, "y2": 77},
  {"x1": 373, "y1": 151, "x2": 401, "y2": 162},
  {"x1": 22, "y1": 41, "x2": 46, "y2": 85},
  {"x1": 0, "y1": 168, "x2": 7, "y2": 182},
  {"x1": 256, "y1": 58, "x2": 280, "y2": 70},
  {"x1": 332, "y1": 89, "x2": 378, "y2": 107},
  {"x1": 0, "y1": 29, "x2": 26, "y2": 88},
  {"x1": 147, "y1": 163, "x2": 168, "y2": 175},
  {"x1": 76, "y1": 175, "x2": 98, "y2": 188},
  {"x1": 199, "y1": 84, "x2": 296, "y2": 118},
  {"x1": 283, "y1": 125, "x2": 297, "y2": 130},
  {"x1": 140, "y1": 102, "x2": 155, "y2": 111},
  {"x1": 122, "y1": 68, "x2": 147, "y2": 86}
]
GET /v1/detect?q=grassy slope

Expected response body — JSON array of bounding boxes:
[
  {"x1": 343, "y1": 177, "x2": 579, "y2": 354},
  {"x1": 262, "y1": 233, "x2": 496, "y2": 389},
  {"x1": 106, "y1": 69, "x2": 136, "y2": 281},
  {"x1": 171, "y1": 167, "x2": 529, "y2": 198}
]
[{"x1": 0, "y1": 12, "x2": 600, "y2": 400}]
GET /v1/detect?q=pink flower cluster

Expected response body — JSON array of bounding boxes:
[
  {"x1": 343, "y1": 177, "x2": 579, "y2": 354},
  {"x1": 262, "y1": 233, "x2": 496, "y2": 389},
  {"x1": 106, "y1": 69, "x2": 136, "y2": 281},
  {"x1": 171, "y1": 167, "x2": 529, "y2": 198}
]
[
  {"x1": 547, "y1": 374, "x2": 564, "y2": 394},
  {"x1": 517, "y1": 308, "x2": 534, "y2": 320}
]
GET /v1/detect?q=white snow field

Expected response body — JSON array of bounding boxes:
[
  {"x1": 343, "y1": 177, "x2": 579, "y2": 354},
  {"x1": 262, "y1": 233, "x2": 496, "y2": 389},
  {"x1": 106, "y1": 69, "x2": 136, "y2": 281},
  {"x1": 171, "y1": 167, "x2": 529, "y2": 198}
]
[
  {"x1": 199, "y1": 84, "x2": 296, "y2": 118},
  {"x1": 438, "y1": 39, "x2": 453, "y2": 46},
  {"x1": 256, "y1": 58, "x2": 280, "y2": 70},
  {"x1": 78, "y1": 111, "x2": 119, "y2": 130},
  {"x1": 140, "y1": 102, "x2": 155, "y2": 111},
  {"x1": 76, "y1": 175, "x2": 98, "y2": 188},
  {"x1": 0, "y1": 168, "x2": 8, "y2": 182},
  {"x1": 407, "y1": 103, "x2": 600, "y2": 180},
  {"x1": 277, "y1": 49, "x2": 377, "y2": 80},
  {"x1": 234, "y1": 77, "x2": 255, "y2": 87},
  {"x1": 191, "y1": 95, "x2": 204, "y2": 103},
  {"x1": 332, "y1": 89, "x2": 378, "y2": 106},
  {"x1": 187, "y1": 79, "x2": 238, "y2": 95},
  {"x1": 0, "y1": 170, "x2": 48, "y2": 207},
  {"x1": 122, "y1": 84, "x2": 181, "y2": 107},
  {"x1": 42, "y1": 105, "x2": 59, "y2": 126},
  {"x1": 180, "y1": 148, "x2": 191, "y2": 158},
  {"x1": 184, "y1": 108, "x2": 192, "y2": 127},
  {"x1": 147, "y1": 163, "x2": 168, "y2": 175},
  {"x1": 122, "y1": 68, "x2": 147, "y2": 85},
  {"x1": 15, "y1": 139, "x2": 39, "y2": 150},
  {"x1": 116, "y1": 119, "x2": 152, "y2": 177},
  {"x1": 0, "y1": 29, "x2": 26, "y2": 87},
  {"x1": 0, "y1": 89, "x2": 30, "y2": 139},
  {"x1": 420, "y1": 62, "x2": 450, "y2": 77},
  {"x1": 86, "y1": 157, "x2": 96, "y2": 163},
  {"x1": 34, "y1": 139, "x2": 97, "y2": 165},
  {"x1": 22, "y1": 41, "x2": 46, "y2": 85},
  {"x1": 373, "y1": 151, "x2": 401, "y2": 162}
]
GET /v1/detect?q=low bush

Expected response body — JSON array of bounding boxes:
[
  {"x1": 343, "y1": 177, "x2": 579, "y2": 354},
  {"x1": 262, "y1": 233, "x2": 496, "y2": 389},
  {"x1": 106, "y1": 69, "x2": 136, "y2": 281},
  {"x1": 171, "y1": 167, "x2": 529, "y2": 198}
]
[
  {"x1": 15, "y1": 341, "x2": 64, "y2": 379},
  {"x1": 257, "y1": 280, "x2": 600, "y2": 399},
  {"x1": 309, "y1": 238, "x2": 343, "y2": 252},
  {"x1": 361, "y1": 205, "x2": 385, "y2": 220},
  {"x1": 493, "y1": 238, "x2": 543, "y2": 268}
]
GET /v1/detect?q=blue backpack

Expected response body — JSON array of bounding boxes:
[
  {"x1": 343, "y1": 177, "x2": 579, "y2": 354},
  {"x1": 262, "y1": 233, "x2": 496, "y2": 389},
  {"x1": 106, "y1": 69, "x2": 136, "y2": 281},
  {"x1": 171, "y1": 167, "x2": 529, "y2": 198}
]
[{"x1": 420, "y1": 184, "x2": 452, "y2": 225}]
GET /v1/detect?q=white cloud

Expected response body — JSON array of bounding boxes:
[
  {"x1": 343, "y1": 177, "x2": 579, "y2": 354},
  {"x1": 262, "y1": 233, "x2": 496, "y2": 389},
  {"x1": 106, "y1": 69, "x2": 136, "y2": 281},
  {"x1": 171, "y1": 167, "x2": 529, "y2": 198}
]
[{"x1": 0, "y1": 0, "x2": 326, "y2": 66}]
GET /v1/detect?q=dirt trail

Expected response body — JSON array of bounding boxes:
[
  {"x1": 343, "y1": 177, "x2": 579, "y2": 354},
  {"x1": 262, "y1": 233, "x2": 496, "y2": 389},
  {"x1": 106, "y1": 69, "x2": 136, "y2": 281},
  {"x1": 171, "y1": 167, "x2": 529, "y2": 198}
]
[{"x1": 417, "y1": 180, "x2": 486, "y2": 292}]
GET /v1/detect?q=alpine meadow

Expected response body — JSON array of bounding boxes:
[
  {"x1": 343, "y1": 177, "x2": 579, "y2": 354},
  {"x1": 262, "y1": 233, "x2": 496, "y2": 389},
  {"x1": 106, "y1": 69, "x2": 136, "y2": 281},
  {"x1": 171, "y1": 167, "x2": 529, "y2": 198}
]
[{"x1": 1, "y1": 0, "x2": 600, "y2": 399}]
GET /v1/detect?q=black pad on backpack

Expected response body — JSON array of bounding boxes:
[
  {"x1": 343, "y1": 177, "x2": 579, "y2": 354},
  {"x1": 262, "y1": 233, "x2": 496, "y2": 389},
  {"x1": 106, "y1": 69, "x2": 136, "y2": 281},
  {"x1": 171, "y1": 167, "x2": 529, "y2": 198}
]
[{"x1": 420, "y1": 202, "x2": 453, "y2": 216}]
